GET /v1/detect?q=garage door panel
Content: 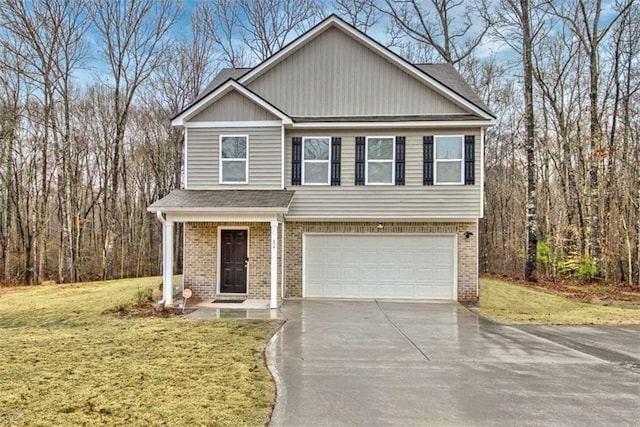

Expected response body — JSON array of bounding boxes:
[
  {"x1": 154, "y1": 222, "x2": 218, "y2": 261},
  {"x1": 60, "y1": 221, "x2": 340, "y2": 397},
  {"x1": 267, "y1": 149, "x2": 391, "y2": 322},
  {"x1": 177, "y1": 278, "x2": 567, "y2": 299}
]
[
  {"x1": 393, "y1": 269, "x2": 415, "y2": 281},
  {"x1": 432, "y1": 269, "x2": 453, "y2": 281},
  {"x1": 304, "y1": 234, "x2": 456, "y2": 300}
]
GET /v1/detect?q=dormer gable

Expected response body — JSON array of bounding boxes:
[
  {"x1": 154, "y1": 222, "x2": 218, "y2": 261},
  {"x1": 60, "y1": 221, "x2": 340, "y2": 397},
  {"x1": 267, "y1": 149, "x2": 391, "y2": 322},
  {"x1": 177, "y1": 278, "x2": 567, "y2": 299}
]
[{"x1": 171, "y1": 80, "x2": 292, "y2": 128}]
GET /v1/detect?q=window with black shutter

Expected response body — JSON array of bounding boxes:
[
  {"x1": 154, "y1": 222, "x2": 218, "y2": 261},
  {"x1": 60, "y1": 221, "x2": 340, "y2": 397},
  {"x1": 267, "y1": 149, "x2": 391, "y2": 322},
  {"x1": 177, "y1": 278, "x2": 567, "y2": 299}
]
[
  {"x1": 355, "y1": 136, "x2": 365, "y2": 185},
  {"x1": 423, "y1": 136, "x2": 434, "y2": 185},
  {"x1": 395, "y1": 136, "x2": 405, "y2": 185},
  {"x1": 331, "y1": 137, "x2": 341, "y2": 185},
  {"x1": 464, "y1": 135, "x2": 475, "y2": 185},
  {"x1": 291, "y1": 137, "x2": 302, "y2": 185}
]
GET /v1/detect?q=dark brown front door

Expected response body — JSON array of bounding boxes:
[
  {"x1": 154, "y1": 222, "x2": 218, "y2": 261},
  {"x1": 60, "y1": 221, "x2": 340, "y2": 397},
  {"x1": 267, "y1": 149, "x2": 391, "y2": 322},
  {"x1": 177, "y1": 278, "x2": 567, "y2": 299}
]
[{"x1": 220, "y1": 230, "x2": 248, "y2": 293}]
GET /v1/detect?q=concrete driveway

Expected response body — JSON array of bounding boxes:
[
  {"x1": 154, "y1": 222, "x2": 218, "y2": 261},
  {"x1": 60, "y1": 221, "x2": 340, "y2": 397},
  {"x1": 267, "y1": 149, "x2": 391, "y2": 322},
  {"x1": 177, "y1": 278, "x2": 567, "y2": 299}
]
[{"x1": 267, "y1": 300, "x2": 640, "y2": 427}]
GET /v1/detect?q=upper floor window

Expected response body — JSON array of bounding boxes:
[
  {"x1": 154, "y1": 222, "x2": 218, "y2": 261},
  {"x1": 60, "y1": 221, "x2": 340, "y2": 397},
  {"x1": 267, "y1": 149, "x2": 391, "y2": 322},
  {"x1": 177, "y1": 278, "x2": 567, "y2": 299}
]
[
  {"x1": 435, "y1": 135, "x2": 463, "y2": 184},
  {"x1": 220, "y1": 135, "x2": 248, "y2": 184},
  {"x1": 303, "y1": 137, "x2": 331, "y2": 184},
  {"x1": 366, "y1": 136, "x2": 394, "y2": 185}
]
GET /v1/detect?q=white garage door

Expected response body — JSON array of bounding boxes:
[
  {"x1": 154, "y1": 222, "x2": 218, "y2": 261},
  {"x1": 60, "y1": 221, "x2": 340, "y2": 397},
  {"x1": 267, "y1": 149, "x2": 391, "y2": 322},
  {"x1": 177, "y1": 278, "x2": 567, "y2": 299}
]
[{"x1": 304, "y1": 234, "x2": 456, "y2": 300}]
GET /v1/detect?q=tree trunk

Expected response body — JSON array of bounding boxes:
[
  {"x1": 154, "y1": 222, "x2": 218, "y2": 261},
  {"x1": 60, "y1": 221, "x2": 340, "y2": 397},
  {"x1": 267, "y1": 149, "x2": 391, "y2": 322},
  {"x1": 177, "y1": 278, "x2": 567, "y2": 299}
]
[{"x1": 522, "y1": 0, "x2": 537, "y2": 282}]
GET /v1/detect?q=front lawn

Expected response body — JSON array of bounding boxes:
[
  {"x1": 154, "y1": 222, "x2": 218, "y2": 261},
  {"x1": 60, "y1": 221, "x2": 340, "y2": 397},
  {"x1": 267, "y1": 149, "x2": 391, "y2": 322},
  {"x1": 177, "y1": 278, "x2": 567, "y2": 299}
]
[
  {"x1": 0, "y1": 278, "x2": 275, "y2": 426},
  {"x1": 480, "y1": 278, "x2": 640, "y2": 325}
]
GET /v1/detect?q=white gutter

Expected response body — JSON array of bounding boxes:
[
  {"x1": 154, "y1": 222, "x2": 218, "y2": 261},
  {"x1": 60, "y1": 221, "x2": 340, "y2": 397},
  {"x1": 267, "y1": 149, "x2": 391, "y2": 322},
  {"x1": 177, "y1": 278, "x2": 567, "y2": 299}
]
[{"x1": 289, "y1": 119, "x2": 496, "y2": 129}]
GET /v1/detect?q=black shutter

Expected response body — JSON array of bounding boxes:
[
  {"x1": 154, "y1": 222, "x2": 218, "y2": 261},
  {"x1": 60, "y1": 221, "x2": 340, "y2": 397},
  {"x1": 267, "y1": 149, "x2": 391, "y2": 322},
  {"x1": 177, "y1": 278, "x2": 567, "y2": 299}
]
[
  {"x1": 355, "y1": 136, "x2": 365, "y2": 185},
  {"x1": 395, "y1": 136, "x2": 405, "y2": 185},
  {"x1": 423, "y1": 136, "x2": 434, "y2": 185},
  {"x1": 291, "y1": 137, "x2": 302, "y2": 185},
  {"x1": 331, "y1": 137, "x2": 341, "y2": 186},
  {"x1": 464, "y1": 135, "x2": 475, "y2": 185}
]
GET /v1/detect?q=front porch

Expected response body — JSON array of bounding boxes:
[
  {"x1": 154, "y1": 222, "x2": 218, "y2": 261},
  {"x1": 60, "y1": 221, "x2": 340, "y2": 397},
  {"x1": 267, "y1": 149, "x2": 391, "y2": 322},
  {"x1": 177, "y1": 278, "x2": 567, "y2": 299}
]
[
  {"x1": 147, "y1": 190, "x2": 295, "y2": 309},
  {"x1": 183, "y1": 221, "x2": 283, "y2": 305}
]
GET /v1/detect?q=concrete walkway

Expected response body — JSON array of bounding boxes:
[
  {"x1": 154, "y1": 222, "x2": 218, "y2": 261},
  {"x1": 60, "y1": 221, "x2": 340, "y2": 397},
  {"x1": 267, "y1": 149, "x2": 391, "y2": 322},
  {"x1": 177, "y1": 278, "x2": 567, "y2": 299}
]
[{"x1": 267, "y1": 300, "x2": 640, "y2": 427}]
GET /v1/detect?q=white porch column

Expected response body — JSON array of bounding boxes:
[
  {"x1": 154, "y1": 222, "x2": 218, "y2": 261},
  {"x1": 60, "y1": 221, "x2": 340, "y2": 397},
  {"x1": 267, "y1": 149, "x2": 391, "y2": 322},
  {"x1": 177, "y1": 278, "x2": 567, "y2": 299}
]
[
  {"x1": 163, "y1": 219, "x2": 174, "y2": 306},
  {"x1": 270, "y1": 220, "x2": 278, "y2": 309}
]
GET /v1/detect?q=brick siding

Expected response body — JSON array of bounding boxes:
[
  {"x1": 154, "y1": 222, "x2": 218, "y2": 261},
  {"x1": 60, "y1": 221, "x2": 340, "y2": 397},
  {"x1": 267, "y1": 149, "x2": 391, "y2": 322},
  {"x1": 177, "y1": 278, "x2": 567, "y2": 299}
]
[
  {"x1": 183, "y1": 222, "x2": 282, "y2": 300},
  {"x1": 184, "y1": 220, "x2": 478, "y2": 303}
]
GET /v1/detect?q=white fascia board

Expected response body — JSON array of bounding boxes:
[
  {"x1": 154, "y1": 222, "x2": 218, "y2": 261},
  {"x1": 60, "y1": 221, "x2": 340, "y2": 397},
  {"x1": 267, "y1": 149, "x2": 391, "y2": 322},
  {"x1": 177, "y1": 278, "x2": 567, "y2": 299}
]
[
  {"x1": 166, "y1": 213, "x2": 279, "y2": 223},
  {"x1": 185, "y1": 120, "x2": 283, "y2": 128},
  {"x1": 147, "y1": 206, "x2": 289, "y2": 214},
  {"x1": 239, "y1": 16, "x2": 493, "y2": 120},
  {"x1": 284, "y1": 215, "x2": 482, "y2": 222},
  {"x1": 289, "y1": 119, "x2": 496, "y2": 129},
  {"x1": 171, "y1": 80, "x2": 292, "y2": 127}
]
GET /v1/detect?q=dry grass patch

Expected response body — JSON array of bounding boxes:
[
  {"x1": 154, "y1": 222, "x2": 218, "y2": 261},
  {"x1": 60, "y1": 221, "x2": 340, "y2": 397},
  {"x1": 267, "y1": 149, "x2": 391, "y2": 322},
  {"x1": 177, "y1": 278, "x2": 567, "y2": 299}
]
[
  {"x1": 480, "y1": 278, "x2": 640, "y2": 325},
  {"x1": 0, "y1": 277, "x2": 275, "y2": 426}
]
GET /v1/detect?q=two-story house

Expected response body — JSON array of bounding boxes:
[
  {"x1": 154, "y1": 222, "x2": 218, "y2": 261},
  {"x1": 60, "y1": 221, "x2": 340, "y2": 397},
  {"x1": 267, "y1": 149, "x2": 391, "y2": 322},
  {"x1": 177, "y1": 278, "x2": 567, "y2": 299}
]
[{"x1": 148, "y1": 15, "x2": 495, "y2": 309}]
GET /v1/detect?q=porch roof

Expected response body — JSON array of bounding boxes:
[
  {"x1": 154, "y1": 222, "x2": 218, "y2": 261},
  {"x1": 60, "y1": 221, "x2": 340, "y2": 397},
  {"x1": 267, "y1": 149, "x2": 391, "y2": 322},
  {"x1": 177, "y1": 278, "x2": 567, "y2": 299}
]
[{"x1": 147, "y1": 189, "x2": 295, "y2": 213}]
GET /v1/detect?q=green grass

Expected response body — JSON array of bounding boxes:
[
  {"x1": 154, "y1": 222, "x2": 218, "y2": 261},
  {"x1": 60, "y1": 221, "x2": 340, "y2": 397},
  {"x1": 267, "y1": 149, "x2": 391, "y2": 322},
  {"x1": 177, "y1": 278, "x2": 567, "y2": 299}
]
[
  {"x1": 0, "y1": 278, "x2": 275, "y2": 426},
  {"x1": 480, "y1": 278, "x2": 640, "y2": 325}
]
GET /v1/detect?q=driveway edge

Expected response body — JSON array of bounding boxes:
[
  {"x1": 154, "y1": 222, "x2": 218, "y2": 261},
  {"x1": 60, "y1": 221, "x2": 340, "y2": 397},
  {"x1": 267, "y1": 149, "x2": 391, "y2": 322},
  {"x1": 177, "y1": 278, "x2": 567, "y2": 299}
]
[{"x1": 265, "y1": 313, "x2": 288, "y2": 426}]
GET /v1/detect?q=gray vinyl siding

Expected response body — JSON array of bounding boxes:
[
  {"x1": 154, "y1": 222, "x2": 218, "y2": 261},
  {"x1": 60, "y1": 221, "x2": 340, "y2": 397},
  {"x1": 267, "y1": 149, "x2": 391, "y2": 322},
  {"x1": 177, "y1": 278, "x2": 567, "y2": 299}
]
[
  {"x1": 247, "y1": 27, "x2": 467, "y2": 117},
  {"x1": 189, "y1": 91, "x2": 278, "y2": 122},
  {"x1": 186, "y1": 126, "x2": 282, "y2": 189},
  {"x1": 285, "y1": 128, "x2": 482, "y2": 219}
]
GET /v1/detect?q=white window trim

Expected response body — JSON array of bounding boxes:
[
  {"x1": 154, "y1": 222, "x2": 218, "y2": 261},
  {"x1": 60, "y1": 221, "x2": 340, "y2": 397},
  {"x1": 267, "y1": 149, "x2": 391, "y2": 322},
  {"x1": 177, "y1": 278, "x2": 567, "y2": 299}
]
[
  {"x1": 302, "y1": 136, "x2": 331, "y2": 185},
  {"x1": 219, "y1": 134, "x2": 249, "y2": 184},
  {"x1": 434, "y1": 135, "x2": 464, "y2": 185},
  {"x1": 365, "y1": 136, "x2": 395, "y2": 185}
]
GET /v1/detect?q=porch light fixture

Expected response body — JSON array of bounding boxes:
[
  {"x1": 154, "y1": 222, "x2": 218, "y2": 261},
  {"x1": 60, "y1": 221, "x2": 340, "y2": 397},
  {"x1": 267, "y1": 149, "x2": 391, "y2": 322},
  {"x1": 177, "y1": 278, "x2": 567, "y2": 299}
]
[
  {"x1": 377, "y1": 222, "x2": 384, "y2": 230},
  {"x1": 464, "y1": 231, "x2": 474, "y2": 239}
]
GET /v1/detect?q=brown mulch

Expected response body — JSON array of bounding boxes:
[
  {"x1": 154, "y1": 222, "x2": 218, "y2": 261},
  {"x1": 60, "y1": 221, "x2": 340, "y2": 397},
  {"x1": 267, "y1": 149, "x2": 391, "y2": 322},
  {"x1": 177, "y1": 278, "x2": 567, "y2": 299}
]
[
  {"x1": 105, "y1": 304, "x2": 196, "y2": 318},
  {"x1": 483, "y1": 273, "x2": 640, "y2": 306}
]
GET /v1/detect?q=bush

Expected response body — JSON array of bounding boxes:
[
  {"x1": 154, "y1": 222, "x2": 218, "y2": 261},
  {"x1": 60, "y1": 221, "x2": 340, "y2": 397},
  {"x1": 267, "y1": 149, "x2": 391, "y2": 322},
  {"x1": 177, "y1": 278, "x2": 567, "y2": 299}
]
[
  {"x1": 132, "y1": 287, "x2": 154, "y2": 307},
  {"x1": 536, "y1": 242, "x2": 550, "y2": 265},
  {"x1": 578, "y1": 256, "x2": 598, "y2": 280}
]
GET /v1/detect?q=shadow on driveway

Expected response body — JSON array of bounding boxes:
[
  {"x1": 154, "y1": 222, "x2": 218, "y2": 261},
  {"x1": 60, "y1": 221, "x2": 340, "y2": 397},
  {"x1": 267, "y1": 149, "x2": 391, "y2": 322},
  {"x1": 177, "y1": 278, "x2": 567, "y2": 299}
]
[{"x1": 268, "y1": 300, "x2": 640, "y2": 427}]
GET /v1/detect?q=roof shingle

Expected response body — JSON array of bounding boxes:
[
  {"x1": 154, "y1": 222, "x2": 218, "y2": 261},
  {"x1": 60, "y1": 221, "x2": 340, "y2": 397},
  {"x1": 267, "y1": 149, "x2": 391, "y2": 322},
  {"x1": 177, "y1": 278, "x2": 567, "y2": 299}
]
[
  {"x1": 148, "y1": 190, "x2": 295, "y2": 212},
  {"x1": 414, "y1": 63, "x2": 491, "y2": 115}
]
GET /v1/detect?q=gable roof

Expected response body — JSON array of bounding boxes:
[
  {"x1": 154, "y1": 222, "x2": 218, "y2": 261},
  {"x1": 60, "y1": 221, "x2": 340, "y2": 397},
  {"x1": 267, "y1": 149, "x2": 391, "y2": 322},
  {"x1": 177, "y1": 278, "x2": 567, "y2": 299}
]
[
  {"x1": 238, "y1": 14, "x2": 494, "y2": 120},
  {"x1": 172, "y1": 14, "x2": 494, "y2": 125},
  {"x1": 171, "y1": 79, "x2": 292, "y2": 127}
]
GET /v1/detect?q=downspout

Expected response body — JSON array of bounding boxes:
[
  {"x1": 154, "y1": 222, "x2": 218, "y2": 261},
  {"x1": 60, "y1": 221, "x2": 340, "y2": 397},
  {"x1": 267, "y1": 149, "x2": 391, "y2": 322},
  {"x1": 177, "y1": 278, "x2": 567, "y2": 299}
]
[{"x1": 156, "y1": 211, "x2": 167, "y2": 306}]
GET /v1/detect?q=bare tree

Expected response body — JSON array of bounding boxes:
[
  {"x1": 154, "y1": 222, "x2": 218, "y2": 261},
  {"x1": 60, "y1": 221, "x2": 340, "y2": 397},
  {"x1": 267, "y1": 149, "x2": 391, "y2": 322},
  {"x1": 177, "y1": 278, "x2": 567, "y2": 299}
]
[
  {"x1": 239, "y1": 0, "x2": 322, "y2": 60},
  {"x1": 532, "y1": 27, "x2": 586, "y2": 260},
  {"x1": 0, "y1": 46, "x2": 24, "y2": 284},
  {"x1": 50, "y1": 1, "x2": 89, "y2": 283},
  {"x1": 196, "y1": 0, "x2": 322, "y2": 66},
  {"x1": 195, "y1": 0, "x2": 250, "y2": 68},
  {"x1": 333, "y1": 0, "x2": 381, "y2": 32},
  {"x1": 0, "y1": 0, "x2": 88, "y2": 283},
  {"x1": 547, "y1": 0, "x2": 634, "y2": 271},
  {"x1": 491, "y1": 0, "x2": 550, "y2": 281},
  {"x1": 521, "y1": 0, "x2": 538, "y2": 282},
  {"x1": 90, "y1": 0, "x2": 178, "y2": 280},
  {"x1": 375, "y1": 0, "x2": 494, "y2": 65}
]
